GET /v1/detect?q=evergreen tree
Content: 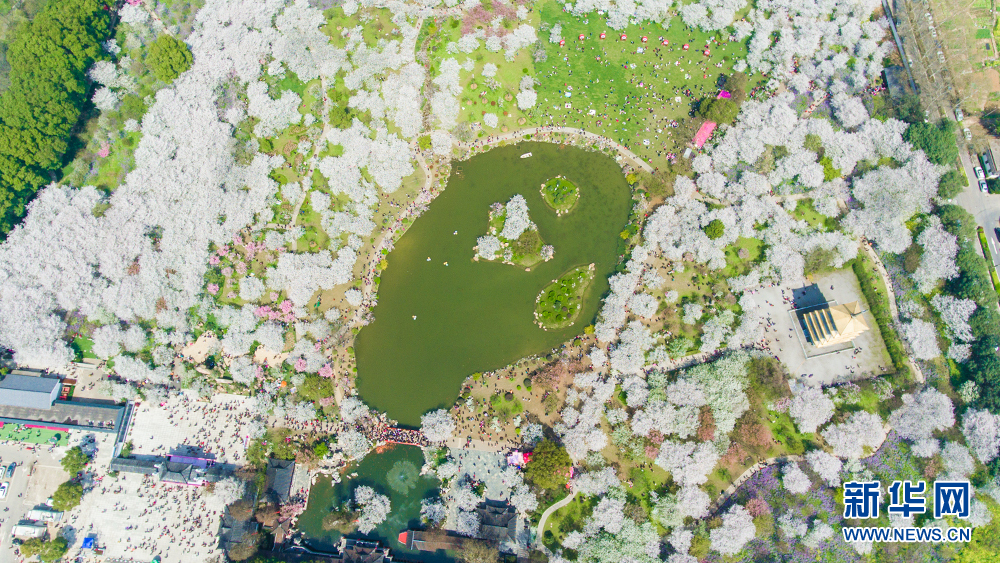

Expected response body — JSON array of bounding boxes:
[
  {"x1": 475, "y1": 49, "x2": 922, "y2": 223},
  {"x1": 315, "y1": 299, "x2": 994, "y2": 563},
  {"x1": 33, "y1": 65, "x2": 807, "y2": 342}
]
[
  {"x1": 0, "y1": 0, "x2": 111, "y2": 236},
  {"x1": 146, "y1": 34, "x2": 193, "y2": 83},
  {"x1": 525, "y1": 439, "x2": 572, "y2": 489}
]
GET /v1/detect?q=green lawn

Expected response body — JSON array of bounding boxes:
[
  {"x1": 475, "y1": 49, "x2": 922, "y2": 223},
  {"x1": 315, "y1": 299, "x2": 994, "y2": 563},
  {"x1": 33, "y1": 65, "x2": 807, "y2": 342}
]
[
  {"x1": 532, "y1": 0, "x2": 759, "y2": 167},
  {"x1": 0, "y1": 425, "x2": 69, "y2": 446},
  {"x1": 542, "y1": 492, "x2": 595, "y2": 547},
  {"x1": 71, "y1": 336, "x2": 97, "y2": 361},
  {"x1": 721, "y1": 237, "x2": 764, "y2": 278},
  {"x1": 790, "y1": 199, "x2": 839, "y2": 231}
]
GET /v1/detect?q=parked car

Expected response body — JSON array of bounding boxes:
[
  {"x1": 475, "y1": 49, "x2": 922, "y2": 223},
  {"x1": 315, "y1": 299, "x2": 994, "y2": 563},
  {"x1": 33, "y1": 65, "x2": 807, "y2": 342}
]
[
  {"x1": 955, "y1": 107, "x2": 964, "y2": 121},
  {"x1": 976, "y1": 167, "x2": 986, "y2": 180},
  {"x1": 980, "y1": 180, "x2": 989, "y2": 193},
  {"x1": 0, "y1": 482, "x2": 8, "y2": 499},
  {"x1": 965, "y1": 128, "x2": 973, "y2": 141},
  {"x1": 6, "y1": 463, "x2": 15, "y2": 479},
  {"x1": 995, "y1": 228, "x2": 1000, "y2": 243}
]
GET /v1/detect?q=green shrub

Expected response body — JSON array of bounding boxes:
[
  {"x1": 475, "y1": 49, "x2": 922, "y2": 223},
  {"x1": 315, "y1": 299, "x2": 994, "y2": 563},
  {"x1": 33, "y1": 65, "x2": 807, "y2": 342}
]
[
  {"x1": 704, "y1": 219, "x2": 724, "y2": 240},
  {"x1": 851, "y1": 257, "x2": 908, "y2": 376},
  {"x1": 146, "y1": 34, "x2": 193, "y2": 83}
]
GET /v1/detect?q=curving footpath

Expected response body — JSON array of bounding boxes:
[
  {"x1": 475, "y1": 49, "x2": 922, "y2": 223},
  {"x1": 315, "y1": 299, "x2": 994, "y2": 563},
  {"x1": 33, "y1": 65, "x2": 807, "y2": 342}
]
[
  {"x1": 457, "y1": 126, "x2": 655, "y2": 173},
  {"x1": 533, "y1": 489, "x2": 577, "y2": 547},
  {"x1": 708, "y1": 423, "x2": 893, "y2": 516}
]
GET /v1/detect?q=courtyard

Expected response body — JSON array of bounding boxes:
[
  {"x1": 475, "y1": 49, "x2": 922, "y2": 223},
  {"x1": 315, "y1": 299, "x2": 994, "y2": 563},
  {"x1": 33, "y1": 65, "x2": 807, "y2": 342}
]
[{"x1": 754, "y1": 269, "x2": 892, "y2": 386}]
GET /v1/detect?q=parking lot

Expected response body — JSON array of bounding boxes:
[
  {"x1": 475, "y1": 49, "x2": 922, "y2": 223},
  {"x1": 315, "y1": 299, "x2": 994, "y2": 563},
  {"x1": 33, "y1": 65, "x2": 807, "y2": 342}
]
[{"x1": 0, "y1": 443, "x2": 68, "y2": 563}]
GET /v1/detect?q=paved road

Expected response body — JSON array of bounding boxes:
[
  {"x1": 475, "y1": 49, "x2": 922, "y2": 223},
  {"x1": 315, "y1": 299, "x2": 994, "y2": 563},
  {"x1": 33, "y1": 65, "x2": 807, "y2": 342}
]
[
  {"x1": 894, "y1": 1, "x2": 1000, "y2": 270},
  {"x1": 955, "y1": 147, "x2": 1000, "y2": 267}
]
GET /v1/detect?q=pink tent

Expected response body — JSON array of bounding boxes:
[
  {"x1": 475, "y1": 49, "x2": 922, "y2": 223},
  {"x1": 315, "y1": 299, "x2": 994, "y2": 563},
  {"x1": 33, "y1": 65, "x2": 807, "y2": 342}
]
[
  {"x1": 693, "y1": 121, "x2": 717, "y2": 148},
  {"x1": 717, "y1": 90, "x2": 732, "y2": 99}
]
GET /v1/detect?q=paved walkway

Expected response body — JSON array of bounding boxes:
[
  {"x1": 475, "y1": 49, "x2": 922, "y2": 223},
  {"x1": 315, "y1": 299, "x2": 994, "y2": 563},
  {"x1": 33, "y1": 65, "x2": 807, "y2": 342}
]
[
  {"x1": 456, "y1": 126, "x2": 654, "y2": 173},
  {"x1": 708, "y1": 423, "x2": 892, "y2": 515},
  {"x1": 533, "y1": 489, "x2": 577, "y2": 546}
]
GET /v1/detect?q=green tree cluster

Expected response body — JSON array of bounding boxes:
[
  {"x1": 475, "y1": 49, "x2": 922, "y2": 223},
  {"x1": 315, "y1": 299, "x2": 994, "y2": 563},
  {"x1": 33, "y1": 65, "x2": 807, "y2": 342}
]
[
  {"x1": 60, "y1": 446, "x2": 90, "y2": 474},
  {"x1": 903, "y1": 120, "x2": 958, "y2": 166},
  {"x1": 19, "y1": 537, "x2": 68, "y2": 562},
  {"x1": 697, "y1": 72, "x2": 749, "y2": 125},
  {"x1": 937, "y1": 206, "x2": 1000, "y2": 413},
  {"x1": 938, "y1": 168, "x2": 967, "y2": 199},
  {"x1": 146, "y1": 34, "x2": 193, "y2": 83},
  {"x1": 0, "y1": 0, "x2": 112, "y2": 236},
  {"x1": 51, "y1": 480, "x2": 83, "y2": 511},
  {"x1": 639, "y1": 156, "x2": 692, "y2": 198},
  {"x1": 524, "y1": 439, "x2": 571, "y2": 490}
]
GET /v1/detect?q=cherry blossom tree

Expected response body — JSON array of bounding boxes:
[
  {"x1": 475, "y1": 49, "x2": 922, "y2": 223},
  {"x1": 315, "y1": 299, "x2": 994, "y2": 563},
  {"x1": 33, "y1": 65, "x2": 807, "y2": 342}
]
[
  {"x1": 500, "y1": 195, "x2": 531, "y2": 240},
  {"x1": 805, "y1": 450, "x2": 843, "y2": 486},
  {"x1": 421, "y1": 498, "x2": 446, "y2": 524},
  {"x1": 338, "y1": 429, "x2": 371, "y2": 460},
  {"x1": 942, "y1": 441, "x2": 975, "y2": 481},
  {"x1": 901, "y1": 319, "x2": 941, "y2": 360},
  {"x1": 961, "y1": 408, "x2": 1000, "y2": 463},
  {"x1": 573, "y1": 467, "x2": 619, "y2": 496},
  {"x1": 421, "y1": 409, "x2": 456, "y2": 442},
  {"x1": 654, "y1": 440, "x2": 720, "y2": 488},
  {"x1": 913, "y1": 218, "x2": 959, "y2": 293},
  {"x1": 609, "y1": 321, "x2": 653, "y2": 374},
  {"x1": 476, "y1": 235, "x2": 501, "y2": 260},
  {"x1": 340, "y1": 396, "x2": 371, "y2": 423},
  {"x1": 782, "y1": 462, "x2": 812, "y2": 494},
  {"x1": 889, "y1": 388, "x2": 954, "y2": 443},
  {"x1": 212, "y1": 477, "x2": 245, "y2": 507},
  {"x1": 822, "y1": 411, "x2": 885, "y2": 458},
  {"x1": 516, "y1": 89, "x2": 537, "y2": 110},
  {"x1": 931, "y1": 294, "x2": 976, "y2": 343},
  {"x1": 355, "y1": 485, "x2": 391, "y2": 533},
  {"x1": 710, "y1": 505, "x2": 756, "y2": 555}
]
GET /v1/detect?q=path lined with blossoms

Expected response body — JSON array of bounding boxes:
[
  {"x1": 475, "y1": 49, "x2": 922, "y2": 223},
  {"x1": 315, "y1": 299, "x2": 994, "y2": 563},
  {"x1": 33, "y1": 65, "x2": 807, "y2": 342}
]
[{"x1": 709, "y1": 422, "x2": 893, "y2": 516}]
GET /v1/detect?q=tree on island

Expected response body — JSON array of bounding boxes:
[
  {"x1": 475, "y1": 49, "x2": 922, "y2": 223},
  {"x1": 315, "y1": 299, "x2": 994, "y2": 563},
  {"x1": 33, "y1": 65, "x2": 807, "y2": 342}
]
[{"x1": 525, "y1": 439, "x2": 572, "y2": 490}]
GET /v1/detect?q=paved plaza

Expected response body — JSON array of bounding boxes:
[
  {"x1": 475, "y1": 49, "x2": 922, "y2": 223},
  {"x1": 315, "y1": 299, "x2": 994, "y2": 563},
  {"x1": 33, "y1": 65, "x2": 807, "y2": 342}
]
[
  {"x1": 66, "y1": 472, "x2": 227, "y2": 562},
  {"x1": 128, "y1": 393, "x2": 256, "y2": 464},
  {"x1": 754, "y1": 270, "x2": 892, "y2": 386},
  {"x1": 448, "y1": 448, "x2": 517, "y2": 499}
]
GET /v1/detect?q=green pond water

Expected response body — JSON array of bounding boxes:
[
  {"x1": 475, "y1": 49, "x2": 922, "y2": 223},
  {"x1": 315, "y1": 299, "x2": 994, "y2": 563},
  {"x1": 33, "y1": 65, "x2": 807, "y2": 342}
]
[
  {"x1": 355, "y1": 142, "x2": 632, "y2": 426},
  {"x1": 298, "y1": 446, "x2": 442, "y2": 558}
]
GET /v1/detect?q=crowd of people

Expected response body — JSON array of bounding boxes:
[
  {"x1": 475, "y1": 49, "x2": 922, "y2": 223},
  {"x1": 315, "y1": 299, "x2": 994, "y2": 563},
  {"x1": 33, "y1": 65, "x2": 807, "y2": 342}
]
[
  {"x1": 132, "y1": 396, "x2": 255, "y2": 464},
  {"x1": 367, "y1": 423, "x2": 428, "y2": 446},
  {"x1": 79, "y1": 474, "x2": 222, "y2": 562}
]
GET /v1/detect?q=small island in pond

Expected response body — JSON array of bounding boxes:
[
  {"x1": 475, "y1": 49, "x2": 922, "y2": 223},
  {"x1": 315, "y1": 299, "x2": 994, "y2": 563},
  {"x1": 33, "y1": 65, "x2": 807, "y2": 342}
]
[
  {"x1": 474, "y1": 194, "x2": 554, "y2": 268},
  {"x1": 540, "y1": 176, "x2": 580, "y2": 215},
  {"x1": 534, "y1": 264, "x2": 595, "y2": 330}
]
